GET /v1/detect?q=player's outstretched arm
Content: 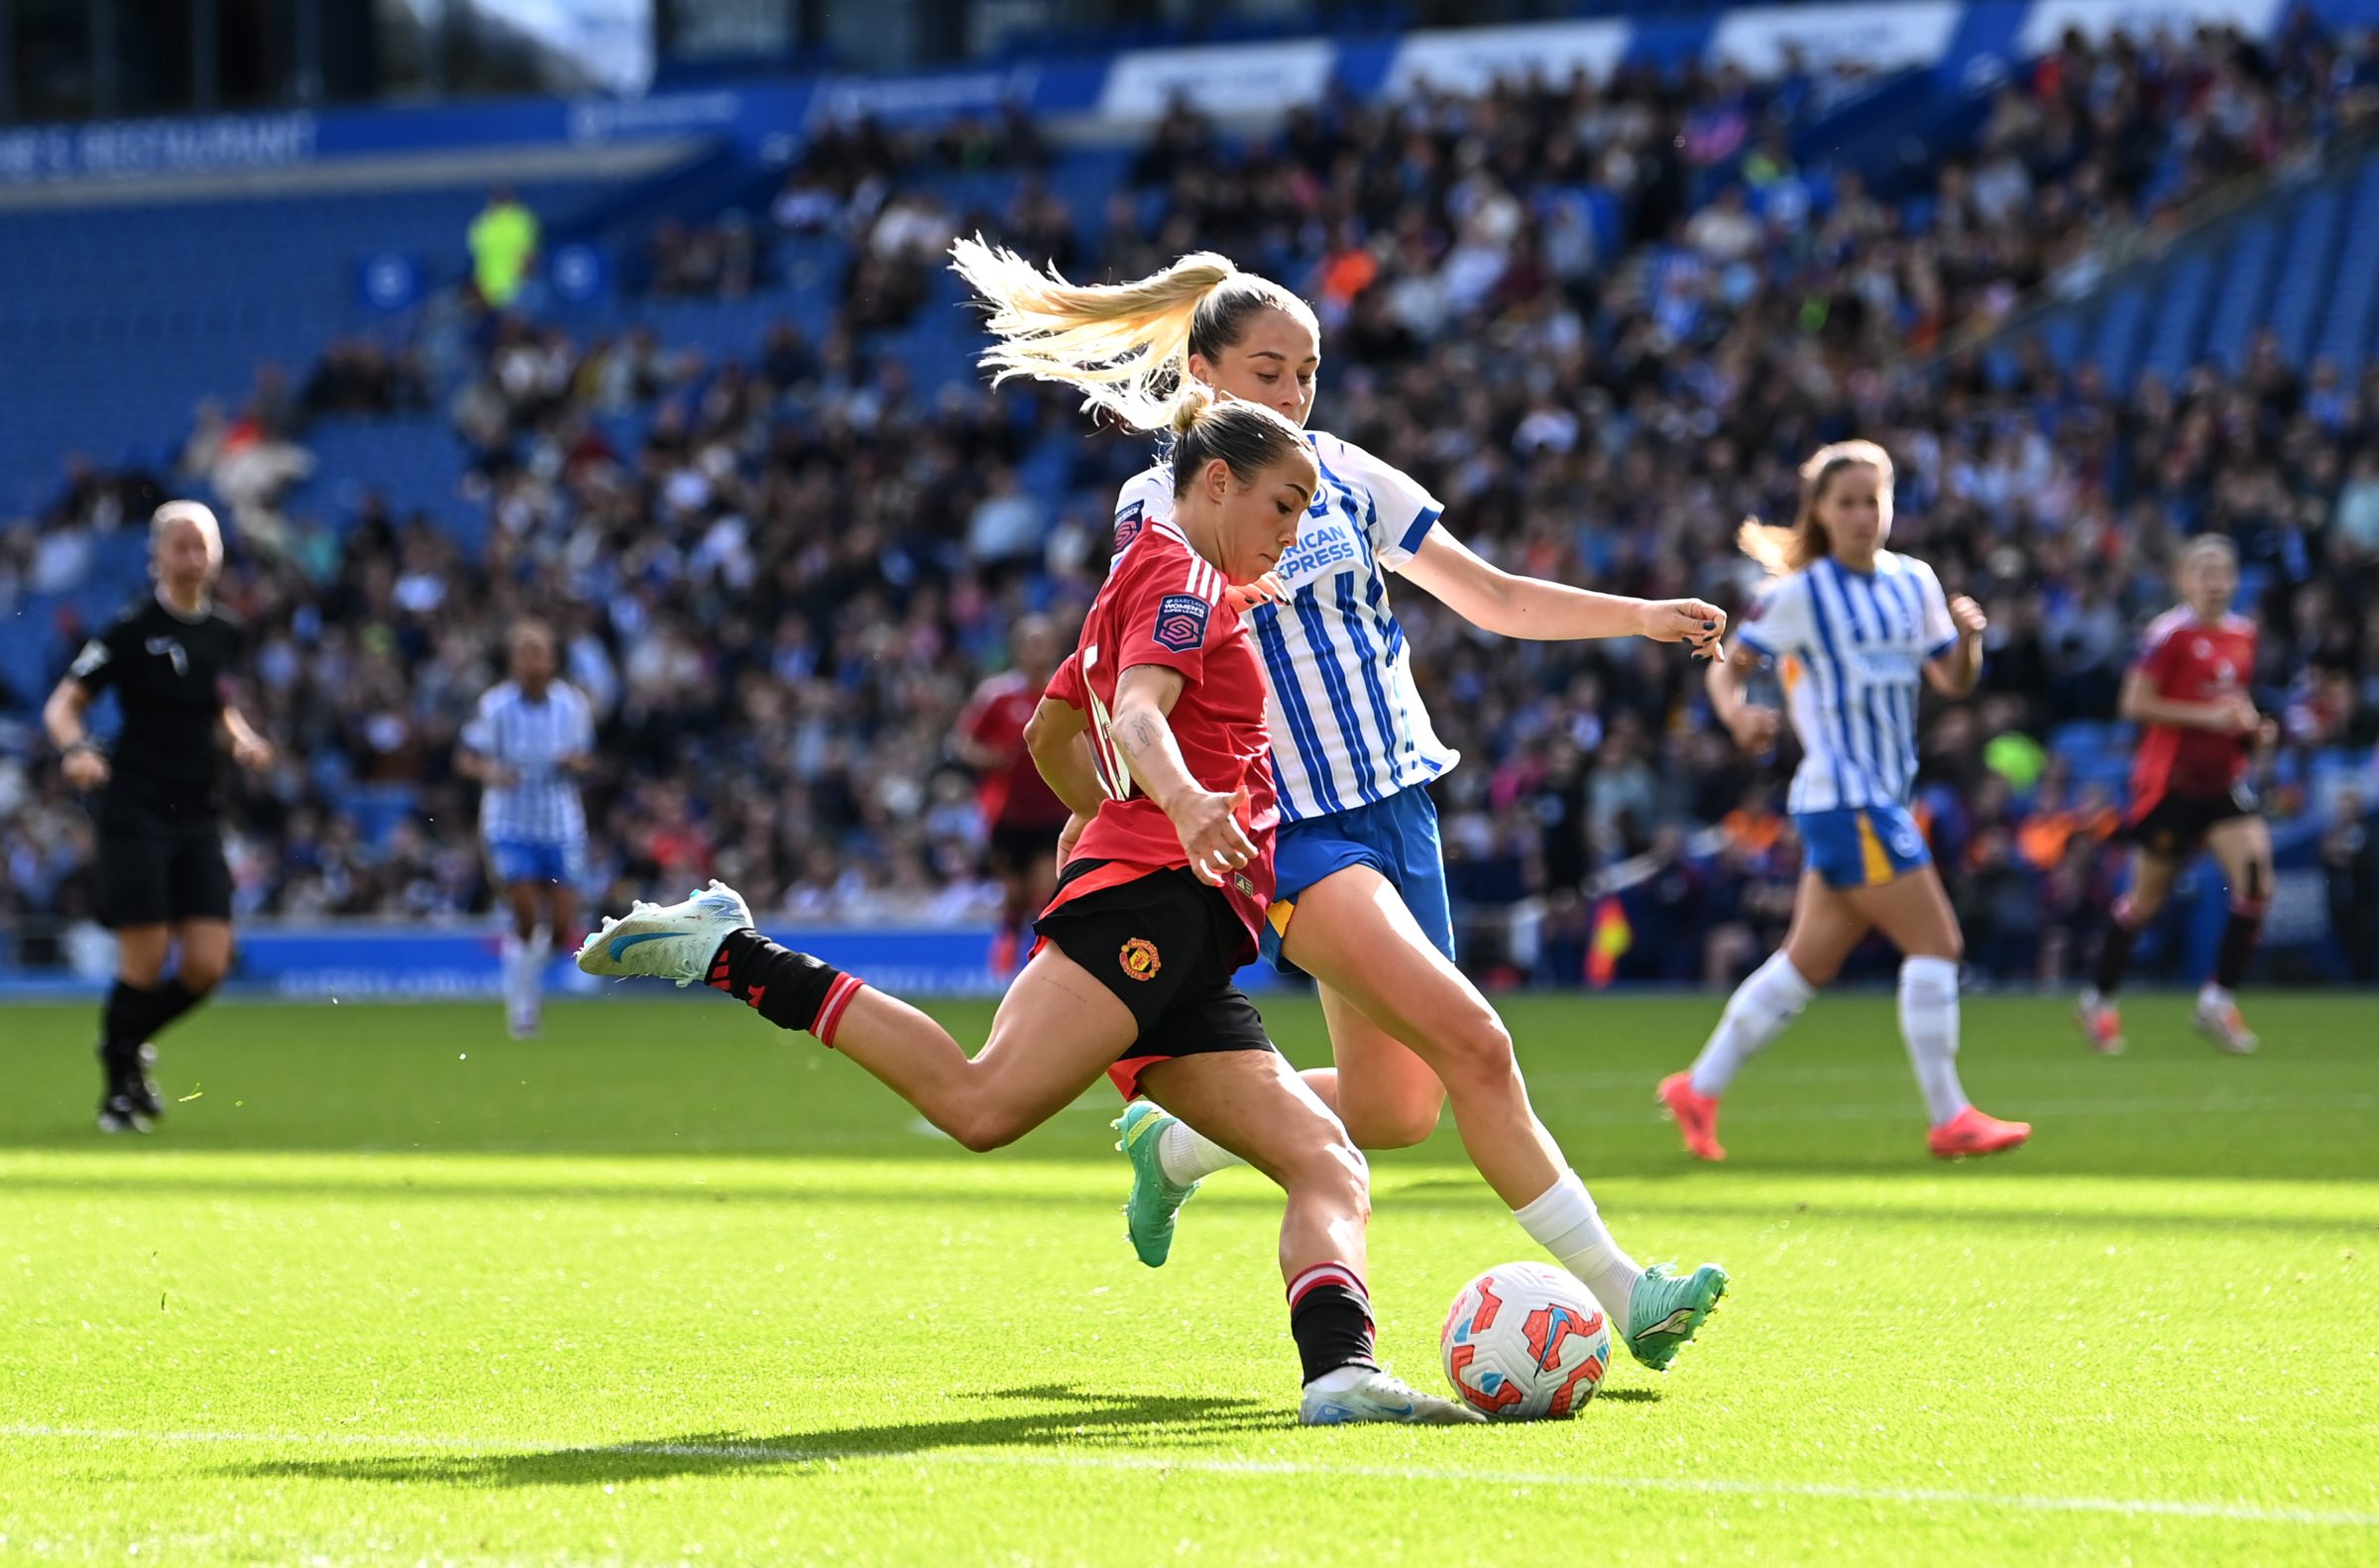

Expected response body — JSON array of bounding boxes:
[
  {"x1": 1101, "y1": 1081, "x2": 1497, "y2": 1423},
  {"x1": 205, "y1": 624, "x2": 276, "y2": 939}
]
[
  {"x1": 1107, "y1": 664, "x2": 1256, "y2": 887},
  {"x1": 1397, "y1": 528, "x2": 1725, "y2": 656}
]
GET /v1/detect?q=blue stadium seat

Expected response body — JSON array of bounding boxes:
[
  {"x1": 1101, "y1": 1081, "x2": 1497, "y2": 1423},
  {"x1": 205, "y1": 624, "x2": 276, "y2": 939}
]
[
  {"x1": 2312, "y1": 155, "x2": 2379, "y2": 377},
  {"x1": 2203, "y1": 219, "x2": 2278, "y2": 375},
  {"x1": 2138, "y1": 250, "x2": 2215, "y2": 386}
]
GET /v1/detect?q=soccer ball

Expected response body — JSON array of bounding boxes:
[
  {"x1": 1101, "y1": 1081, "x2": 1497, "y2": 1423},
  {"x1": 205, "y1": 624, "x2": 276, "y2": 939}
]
[{"x1": 1440, "y1": 1262, "x2": 1612, "y2": 1419}]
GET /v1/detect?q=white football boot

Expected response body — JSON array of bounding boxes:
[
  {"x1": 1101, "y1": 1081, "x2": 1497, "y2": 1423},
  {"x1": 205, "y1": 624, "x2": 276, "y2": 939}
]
[
  {"x1": 1299, "y1": 1366, "x2": 1485, "y2": 1426},
  {"x1": 576, "y1": 881, "x2": 754, "y2": 987},
  {"x1": 2194, "y1": 990, "x2": 2260, "y2": 1055}
]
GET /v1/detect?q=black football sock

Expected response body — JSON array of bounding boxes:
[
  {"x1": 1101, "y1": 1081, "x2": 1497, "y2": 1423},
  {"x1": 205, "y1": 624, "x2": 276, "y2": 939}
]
[
  {"x1": 2213, "y1": 908, "x2": 2265, "y2": 991},
  {"x1": 145, "y1": 978, "x2": 208, "y2": 1041},
  {"x1": 1288, "y1": 1264, "x2": 1380, "y2": 1384},
  {"x1": 706, "y1": 928, "x2": 850, "y2": 1036},
  {"x1": 100, "y1": 981, "x2": 152, "y2": 1064},
  {"x1": 2092, "y1": 910, "x2": 2140, "y2": 997}
]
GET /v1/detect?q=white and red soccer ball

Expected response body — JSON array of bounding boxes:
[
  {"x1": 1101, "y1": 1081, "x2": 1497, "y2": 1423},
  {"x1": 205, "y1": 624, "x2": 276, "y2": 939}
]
[{"x1": 1440, "y1": 1262, "x2": 1612, "y2": 1419}]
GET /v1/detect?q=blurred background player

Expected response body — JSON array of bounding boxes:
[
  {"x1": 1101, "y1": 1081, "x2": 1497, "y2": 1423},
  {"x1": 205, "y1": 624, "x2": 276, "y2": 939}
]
[
  {"x1": 956, "y1": 613, "x2": 1075, "y2": 974},
  {"x1": 580, "y1": 392, "x2": 1474, "y2": 1424},
  {"x1": 1660, "y1": 443, "x2": 2031, "y2": 1163},
  {"x1": 953, "y1": 241, "x2": 1730, "y2": 1371},
  {"x1": 41, "y1": 502, "x2": 275, "y2": 1133},
  {"x1": 2077, "y1": 537, "x2": 2275, "y2": 1056},
  {"x1": 458, "y1": 620, "x2": 595, "y2": 1040}
]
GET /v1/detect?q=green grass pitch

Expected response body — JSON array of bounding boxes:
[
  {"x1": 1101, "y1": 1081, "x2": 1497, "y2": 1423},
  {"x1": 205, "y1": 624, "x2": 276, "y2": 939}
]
[{"x1": 2, "y1": 989, "x2": 2374, "y2": 1565}]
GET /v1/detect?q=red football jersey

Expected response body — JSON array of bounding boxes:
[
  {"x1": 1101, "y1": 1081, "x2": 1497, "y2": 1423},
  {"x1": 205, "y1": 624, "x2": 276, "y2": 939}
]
[
  {"x1": 1043, "y1": 520, "x2": 1278, "y2": 959},
  {"x1": 2128, "y1": 607, "x2": 2257, "y2": 810},
  {"x1": 960, "y1": 670, "x2": 1071, "y2": 830}
]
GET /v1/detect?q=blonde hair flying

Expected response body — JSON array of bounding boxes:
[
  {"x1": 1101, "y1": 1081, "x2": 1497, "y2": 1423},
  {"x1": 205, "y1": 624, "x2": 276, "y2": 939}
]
[
  {"x1": 951, "y1": 236, "x2": 1316, "y2": 431},
  {"x1": 1739, "y1": 440, "x2": 1895, "y2": 577}
]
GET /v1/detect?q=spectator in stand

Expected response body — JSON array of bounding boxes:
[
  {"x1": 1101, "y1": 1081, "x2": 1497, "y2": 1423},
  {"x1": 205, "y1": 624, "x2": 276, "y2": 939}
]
[{"x1": 468, "y1": 186, "x2": 540, "y2": 309}]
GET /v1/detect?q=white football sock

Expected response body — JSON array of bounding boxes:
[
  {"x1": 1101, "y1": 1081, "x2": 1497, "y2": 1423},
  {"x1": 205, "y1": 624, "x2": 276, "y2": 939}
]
[
  {"x1": 1898, "y1": 955, "x2": 1970, "y2": 1127},
  {"x1": 1513, "y1": 1171, "x2": 1642, "y2": 1325},
  {"x1": 2198, "y1": 982, "x2": 2234, "y2": 1011},
  {"x1": 503, "y1": 932, "x2": 548, "y2": 1019},
  {"x1": 1157, "y1": 1116, "x2": 1245, "y2": 1184},
  {"x1": 500, "y1": 934, "x2": 526, "y2": 1013},
  {"x1": 1689, "y1": 951, "x2": 1815, "y2": 1096}
]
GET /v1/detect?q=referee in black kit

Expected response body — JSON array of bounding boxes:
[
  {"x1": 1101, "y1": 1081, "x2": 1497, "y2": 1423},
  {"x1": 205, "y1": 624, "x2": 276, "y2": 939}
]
[{"x1": 42, "y1": 502, "x2": 275, "y2": 1133}]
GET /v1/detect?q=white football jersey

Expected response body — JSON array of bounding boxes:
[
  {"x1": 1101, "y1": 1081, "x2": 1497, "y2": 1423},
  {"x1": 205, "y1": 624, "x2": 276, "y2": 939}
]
[
  {"x1": 1114, "y1": 430, "x2": 1459, "y2": 825},
  {"x1": 462, "y1": 680, "x2": 594, "y2": 844},
  {"x1": 1733, "y1": 552, "x2": 1958, "y2": 813}
]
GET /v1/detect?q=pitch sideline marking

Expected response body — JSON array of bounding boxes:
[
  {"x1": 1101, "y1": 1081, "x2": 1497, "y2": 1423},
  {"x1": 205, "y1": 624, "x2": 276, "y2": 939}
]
[{"x1": 3, "y1": 1424, "x2": 2374, "y2": 1529}]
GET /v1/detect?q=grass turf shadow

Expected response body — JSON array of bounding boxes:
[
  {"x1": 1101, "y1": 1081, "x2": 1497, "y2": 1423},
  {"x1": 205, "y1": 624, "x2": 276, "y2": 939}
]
[
  {"x1": 222, "y1": 1381, "x2": 1639, "y2": 1489},
  {"x1": 228, "y1": 1386, "x2": 1288, "y2": 1488}
]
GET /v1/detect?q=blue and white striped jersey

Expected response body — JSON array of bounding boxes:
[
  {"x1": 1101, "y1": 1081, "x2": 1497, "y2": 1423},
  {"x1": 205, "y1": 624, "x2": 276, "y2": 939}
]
[
  {"x1": 1733, "y1": 551, "x2": 1959, "y2": 813},
  {"x1": 1114, "y1": 429, "x2": 1458, "y2": 826},
  {"x1": 462, "y1": 680, "x2": 594, "y2": 844}
]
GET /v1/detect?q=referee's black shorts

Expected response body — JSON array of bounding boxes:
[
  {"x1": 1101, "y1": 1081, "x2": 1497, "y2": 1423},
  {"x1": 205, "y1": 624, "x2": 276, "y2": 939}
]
[
  {"x1": 96, "y1": 805, "x2": 233, "y2": 929},
  {"x1": 1032, "y1": 860, "x2": 1278, "y2": 1101}
]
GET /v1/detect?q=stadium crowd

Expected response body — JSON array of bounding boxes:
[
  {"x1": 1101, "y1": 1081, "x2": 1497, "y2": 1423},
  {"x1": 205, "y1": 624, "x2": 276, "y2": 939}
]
[{"x1": 6, "y1": 14, "x2": 2379, "y2": 986}]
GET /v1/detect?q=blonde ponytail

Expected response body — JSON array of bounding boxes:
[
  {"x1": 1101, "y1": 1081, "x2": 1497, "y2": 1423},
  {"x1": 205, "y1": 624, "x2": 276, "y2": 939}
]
[
  {"x1": 951, "y1": 236, "x2": 1315, "y2": 432},
  {"x1": 1738, "y1": 439, "x2": 1894, "y2": 577}
]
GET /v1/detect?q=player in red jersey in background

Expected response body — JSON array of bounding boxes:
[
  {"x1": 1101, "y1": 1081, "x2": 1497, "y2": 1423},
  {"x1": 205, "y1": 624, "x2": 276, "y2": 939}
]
[
  {"x1": 578, "y1": 390, "x2": 1476, "y2": 1425},
  {"x1": 2078, "y1": 536, "x2": 2276, "y2": 1055},
  {"x1": 957, "y1": 614, "x2": 1075, "y2": 974}
]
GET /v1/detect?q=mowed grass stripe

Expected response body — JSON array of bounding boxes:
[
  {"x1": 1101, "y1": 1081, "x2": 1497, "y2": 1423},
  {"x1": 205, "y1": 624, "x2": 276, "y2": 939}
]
[{"x1": 8, "y1": 1424, "x2": 2378, "y2": 1529}]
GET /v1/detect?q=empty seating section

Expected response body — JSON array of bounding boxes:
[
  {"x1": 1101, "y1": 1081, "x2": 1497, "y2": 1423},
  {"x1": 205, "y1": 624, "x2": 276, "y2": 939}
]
[
  {"x1": 2032, "y1": 139, "x2": 2379, "y2": 393},
  {"x1": 2312, "y1": 153, "x2": 2379, "y2": 377},
  {"x1": 0, "y1": 181, "x2": 603, "y2": 511}
]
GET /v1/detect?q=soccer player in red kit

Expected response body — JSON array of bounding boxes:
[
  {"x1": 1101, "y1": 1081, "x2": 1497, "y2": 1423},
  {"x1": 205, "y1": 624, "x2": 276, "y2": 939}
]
[
  {"x1": 957, "y1": 614, "x2": 1075, "y2": 973},
  {"x1": 578, "y1": 391, "x2": 1476, "y2": 1425},
  {"x1": 2078, "y1": 537, "x2": 2276, "y2": 1055}
]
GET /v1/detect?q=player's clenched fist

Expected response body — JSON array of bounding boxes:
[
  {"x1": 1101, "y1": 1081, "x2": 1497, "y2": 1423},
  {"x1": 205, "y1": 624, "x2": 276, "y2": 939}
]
[
  {"x1": 1638, "y1": 598, "x2": 1729, "y2": 661},
  {"x1": 1166, "y1": 784, "x2": 1258, "y2": 887}
]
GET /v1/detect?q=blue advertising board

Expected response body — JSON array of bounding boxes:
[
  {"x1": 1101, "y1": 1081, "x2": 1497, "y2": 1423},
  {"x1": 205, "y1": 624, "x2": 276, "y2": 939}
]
[{"x1": 0, "y1": 925, "x2": 1288, "y2": 1000}]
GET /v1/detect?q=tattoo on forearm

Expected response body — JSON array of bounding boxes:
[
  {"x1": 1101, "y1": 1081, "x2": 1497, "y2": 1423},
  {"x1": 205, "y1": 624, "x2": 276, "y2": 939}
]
[{"x1": 1112, "y1": 713, "x2": 1164, "y2": 756}]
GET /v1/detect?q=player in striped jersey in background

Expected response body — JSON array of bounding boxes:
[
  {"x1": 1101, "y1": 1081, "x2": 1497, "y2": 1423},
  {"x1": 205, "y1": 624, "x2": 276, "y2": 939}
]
[
  {"x1": 459, "y1": 621, "x2": 595, "y2": 1040},
  {"x1": 954, "y1": 241, "x2": 1731, "y2": 1373},
  {"x1": 1659, "y1": 442, "x2": 2031, "y2": 1162}
]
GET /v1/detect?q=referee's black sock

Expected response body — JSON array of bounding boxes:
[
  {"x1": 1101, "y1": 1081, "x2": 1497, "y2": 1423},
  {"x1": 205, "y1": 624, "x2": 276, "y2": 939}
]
[
  {"x1": 146, "y1": 977, "x2": 208, "y2": 1040},
  {"x1": 100, "y1": 981, "x2": 151, "y2": 1064},
  {"x1": 705, "y1": 928, "x2": 856, "y2": 1040},
  {"x1": 1288, "y1": 1263, "x2": 1380, "y2": 1385}
]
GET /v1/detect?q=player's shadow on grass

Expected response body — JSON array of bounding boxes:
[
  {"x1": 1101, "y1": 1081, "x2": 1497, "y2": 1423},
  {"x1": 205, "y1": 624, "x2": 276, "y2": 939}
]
[{"x1": 229, "y1": 1385, "x2": 1307, "y2": 1490}]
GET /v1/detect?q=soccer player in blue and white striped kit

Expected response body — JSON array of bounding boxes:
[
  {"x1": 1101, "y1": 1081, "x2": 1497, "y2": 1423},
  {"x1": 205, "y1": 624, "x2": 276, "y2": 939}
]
[
  {"x1": 1659, "y1": 441, "x2": 2032, "y2": 1162},
  {"x1": 459, "y1": 621, "x2": 595, "y2": 1040},
  {"x1": 956, "y1": 240, "x2": 1731, "y2": 1373}
]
